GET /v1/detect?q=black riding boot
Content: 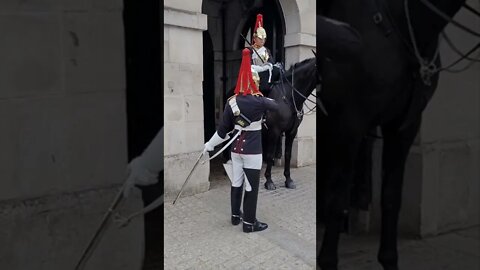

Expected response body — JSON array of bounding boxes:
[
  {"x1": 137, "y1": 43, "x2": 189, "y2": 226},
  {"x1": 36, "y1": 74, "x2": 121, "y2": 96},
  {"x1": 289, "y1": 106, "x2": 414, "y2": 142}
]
[
  {"x1": 231, "y1": 184, "x2": 243, "y2": 225},
  {"x1": 242, "y1": 168, "x2": 268, "y2": 233}
]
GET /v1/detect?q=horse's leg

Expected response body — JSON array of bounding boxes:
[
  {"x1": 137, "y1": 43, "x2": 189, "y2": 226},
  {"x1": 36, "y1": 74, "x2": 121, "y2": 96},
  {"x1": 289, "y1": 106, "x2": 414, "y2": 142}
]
[
  {"x1": 284, "y1": 129, "x2": 297, "y2": 189},
  {"x1": 351, "y1": 130, "x2": 376, "y2": 210},
  {"x1": 264, "y1": 130, "x2": 279, "y2": 190},
  {"x1": 377, "y1": 118, "x2": 421, "y2": 270},
  {"x1": 318, "y1": 131, "x2": 363, "y2": 270},
  {"x1": 275, "y1": 133, "x2": 283, "y2": 159}
]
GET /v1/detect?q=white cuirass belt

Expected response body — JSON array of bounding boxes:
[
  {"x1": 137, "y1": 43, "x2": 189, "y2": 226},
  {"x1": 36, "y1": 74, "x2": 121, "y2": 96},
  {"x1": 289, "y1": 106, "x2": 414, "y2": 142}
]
[{"x1": 203, "y1": 119, "x2": 262, "y2": 162}]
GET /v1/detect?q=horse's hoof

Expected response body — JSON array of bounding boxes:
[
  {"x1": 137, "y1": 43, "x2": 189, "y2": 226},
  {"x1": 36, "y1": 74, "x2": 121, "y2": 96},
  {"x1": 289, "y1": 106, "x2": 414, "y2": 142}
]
[
  {"x1": 285, "y1": 179, "x2": 296, "y2": 189},
  {"x1": 265, "y1": 181, "x2": 276, "y2": 190}
]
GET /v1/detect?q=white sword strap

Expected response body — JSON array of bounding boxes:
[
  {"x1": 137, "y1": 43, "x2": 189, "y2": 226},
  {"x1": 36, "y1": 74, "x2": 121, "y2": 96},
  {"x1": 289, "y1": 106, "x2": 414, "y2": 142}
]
[{"x1": 202, "y1": 130, "x2": 241, "y2": 164}]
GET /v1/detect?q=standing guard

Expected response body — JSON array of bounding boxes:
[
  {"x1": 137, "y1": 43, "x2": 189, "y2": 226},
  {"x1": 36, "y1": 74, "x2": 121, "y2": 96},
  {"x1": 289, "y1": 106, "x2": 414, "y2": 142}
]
[{"x1": 204, "y1": 48, "x2": 279, "y2": 233}]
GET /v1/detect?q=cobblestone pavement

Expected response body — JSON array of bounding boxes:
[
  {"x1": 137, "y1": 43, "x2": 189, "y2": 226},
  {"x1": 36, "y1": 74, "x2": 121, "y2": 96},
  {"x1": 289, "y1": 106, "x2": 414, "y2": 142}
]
[
  {"x1": 336, "y1": 225, "x2": 480, "y2": 270},
  {"x1": 164, "y1": 164, "x2": 317, "y2": 270},
  {"x1": 164, "y1": 162, "x2": 479, "y2": 270}
]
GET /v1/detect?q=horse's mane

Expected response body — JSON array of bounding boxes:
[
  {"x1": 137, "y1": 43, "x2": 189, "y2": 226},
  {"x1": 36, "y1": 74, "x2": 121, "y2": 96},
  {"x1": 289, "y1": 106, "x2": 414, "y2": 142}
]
[{"x1": 284, "y1": 58, "x2": 316, "y2": 78}]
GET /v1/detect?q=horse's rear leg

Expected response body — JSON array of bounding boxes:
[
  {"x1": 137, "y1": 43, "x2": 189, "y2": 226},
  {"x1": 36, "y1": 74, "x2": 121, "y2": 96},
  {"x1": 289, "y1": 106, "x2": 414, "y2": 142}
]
[
  {"x1": 318, "y1": 182, "x2": 351, "y2": 270},
  {"x1": 284, "y1": 130, "x2": 297, "y2": 189},
  {"x1": 264, "y1": 158, "x2": 276, "y2": 190},
  {"x1": 275, "y1": 134, "x2": 283, "y2": 159},
  {"x1": 378, "y1": 119, "x2": 421, "y2": 270},
  {"x1": 318, "y1": 132, "x2": 362, "y2": 270},
  {"x1": 264, "y1": 132, "x2": 279, "y2": 190}
]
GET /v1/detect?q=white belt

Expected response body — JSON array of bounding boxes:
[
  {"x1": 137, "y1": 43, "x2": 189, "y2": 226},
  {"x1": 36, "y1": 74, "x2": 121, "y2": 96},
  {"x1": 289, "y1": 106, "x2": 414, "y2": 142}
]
[
  {"x1": 235, "y1": 119, "x2": 262, "y2": 131},
  {"x1": 203, "y1": 119, "x2": 263, "y2": 163}
]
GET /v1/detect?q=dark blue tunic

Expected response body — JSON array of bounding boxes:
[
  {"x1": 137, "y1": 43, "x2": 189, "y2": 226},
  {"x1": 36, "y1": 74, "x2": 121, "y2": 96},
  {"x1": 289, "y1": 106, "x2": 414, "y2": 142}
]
[{"x1": 217, "y1": 95, "x2": 279, "y2": 155}]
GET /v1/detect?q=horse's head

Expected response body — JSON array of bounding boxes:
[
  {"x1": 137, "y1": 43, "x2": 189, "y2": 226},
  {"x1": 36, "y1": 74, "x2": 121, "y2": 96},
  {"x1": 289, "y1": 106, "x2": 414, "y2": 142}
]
[
  {"x1": 403, "y1": 0, "x2": 467, "y2": 50},
  {"x1": 278, "y1": 57, "x2": 319, "y2": 107},
  {"x1": 285, "y1": 57, "x2": 319, "y2": 89}
]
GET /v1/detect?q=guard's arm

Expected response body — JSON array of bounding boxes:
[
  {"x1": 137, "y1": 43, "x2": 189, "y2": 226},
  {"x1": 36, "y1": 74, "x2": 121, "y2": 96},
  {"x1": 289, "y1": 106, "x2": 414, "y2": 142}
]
[
  {"x1": 251, "y1": 63, "x2": 273, "y2": 73},
  {"x1": 262, "y1": 97, "x2": 280, "y2": 112},
  {"x1": 204, "y1": 103, "x2": 234, "y2": 152},
  {"x1": 123, "y1": 127, "x2": 163, "y2": 197}
]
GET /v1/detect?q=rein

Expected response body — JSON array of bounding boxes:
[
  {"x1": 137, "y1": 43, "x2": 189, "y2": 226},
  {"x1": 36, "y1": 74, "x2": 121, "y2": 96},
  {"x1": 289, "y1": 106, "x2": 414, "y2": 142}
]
[
  {"x1": 281, "y1": 62, "x2": 317, "y2": 116},
  {"x1": 403, "y1": 0, "x2": 480, "y2": 85},
  {"x1": 278, "y1": 62, "x2": 318, "y2": 118}
]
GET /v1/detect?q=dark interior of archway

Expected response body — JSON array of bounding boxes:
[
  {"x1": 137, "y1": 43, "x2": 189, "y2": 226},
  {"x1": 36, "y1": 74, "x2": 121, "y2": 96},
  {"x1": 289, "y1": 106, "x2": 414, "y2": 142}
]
[
  {"x1": 124, "y1": 0, "x2": 163, "y2": 268},
  {"x1": 203, "y1": 31, "x2": 216, "y2": 141}
]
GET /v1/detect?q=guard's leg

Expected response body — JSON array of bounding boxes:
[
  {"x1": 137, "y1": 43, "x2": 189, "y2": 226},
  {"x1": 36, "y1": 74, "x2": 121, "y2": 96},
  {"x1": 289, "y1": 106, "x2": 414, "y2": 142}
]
[
  {"x1": 231, "y1": 184, "x2": 244, "y2": 225},
  {"x1": 231, "y1": 153, "x2": 245, "y2": 225},
  {"x1": 242, "y1": 154, "x2": 268, "y2": 233}
]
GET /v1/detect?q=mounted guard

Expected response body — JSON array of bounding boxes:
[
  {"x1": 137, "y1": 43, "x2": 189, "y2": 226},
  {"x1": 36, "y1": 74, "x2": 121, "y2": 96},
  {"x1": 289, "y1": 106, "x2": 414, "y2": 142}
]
[{"x1": 248, "y1": 13, "x2": 282, "y2": 96}]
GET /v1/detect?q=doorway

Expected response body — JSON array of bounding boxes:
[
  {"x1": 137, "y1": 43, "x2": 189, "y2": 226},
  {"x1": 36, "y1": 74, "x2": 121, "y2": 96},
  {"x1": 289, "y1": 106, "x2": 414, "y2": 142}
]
[{"x1": 123, "y1": 0, "x2": 162, "y2": 268}]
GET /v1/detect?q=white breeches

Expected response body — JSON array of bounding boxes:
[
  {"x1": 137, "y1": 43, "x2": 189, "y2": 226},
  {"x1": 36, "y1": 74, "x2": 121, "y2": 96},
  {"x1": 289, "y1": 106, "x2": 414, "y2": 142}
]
[{"x1": 230, "y1": 153, "x2": 262, "y2": 191}]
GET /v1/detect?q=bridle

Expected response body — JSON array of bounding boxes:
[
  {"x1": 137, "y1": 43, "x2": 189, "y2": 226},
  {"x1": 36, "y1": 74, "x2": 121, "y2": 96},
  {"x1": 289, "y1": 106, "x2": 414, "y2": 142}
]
[
  {"x1": 403, "y1": 0, "x2": 480, "y2": 85},
  {"x1": 276, "y1": 59, "x2": 319, "y2": 119}
]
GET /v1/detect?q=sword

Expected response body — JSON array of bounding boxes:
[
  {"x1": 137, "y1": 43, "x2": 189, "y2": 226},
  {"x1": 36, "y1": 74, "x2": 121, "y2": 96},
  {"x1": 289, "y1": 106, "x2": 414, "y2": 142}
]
[
  {"x1": 172, "y1": 151, "x2": 205, "y2": 205},
  {"x1": 75, "y1": 182, "x2": 127, "y2": 270},
  {"x1": 240, "y1": 33, "x2": 265, "y2": 64}
]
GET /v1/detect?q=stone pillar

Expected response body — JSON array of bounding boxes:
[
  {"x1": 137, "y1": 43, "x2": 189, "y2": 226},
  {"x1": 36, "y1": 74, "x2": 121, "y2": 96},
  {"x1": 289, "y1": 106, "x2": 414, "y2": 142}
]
[
  {"x1": 280, "y1": 0, "x2": 317, "y2": 167},
  {"x1": 164, "y1": 2, "x2": 210, "y2": 200}
]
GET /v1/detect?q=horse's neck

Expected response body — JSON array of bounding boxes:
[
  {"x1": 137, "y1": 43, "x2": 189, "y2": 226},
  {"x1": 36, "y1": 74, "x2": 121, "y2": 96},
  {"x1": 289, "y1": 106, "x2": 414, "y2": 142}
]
[
  {"x1": 288, "y1": 66, "x2": 316, "y2": 106},
  {"x1": 390, "y1": 0, "x2": 465, "y2": 50}
]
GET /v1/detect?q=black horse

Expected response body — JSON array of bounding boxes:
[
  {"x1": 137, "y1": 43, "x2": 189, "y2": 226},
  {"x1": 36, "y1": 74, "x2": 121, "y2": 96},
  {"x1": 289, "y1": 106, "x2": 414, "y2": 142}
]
[
  {"x1": 263, "y1": 57, "x2": 319, "y2": 190},
  {"x1": 222, "y1": 57, "x2": 319, "y2": 190},
  {"x1": 317, "y1": 0, "x2": 468, "y2": 270}
]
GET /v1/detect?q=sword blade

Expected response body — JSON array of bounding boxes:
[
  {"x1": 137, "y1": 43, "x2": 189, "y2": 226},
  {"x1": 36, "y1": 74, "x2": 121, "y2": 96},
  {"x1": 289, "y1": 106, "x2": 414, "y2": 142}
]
[
  {"x1": 240, "y1": 33, "x2": 265, "y2": 64},
  {"x1": 75, "y1": 183, "x2": 126, "y2": 270},
  {"x1": 172, "y1": 151, "x2": 204, "y2": 205}
]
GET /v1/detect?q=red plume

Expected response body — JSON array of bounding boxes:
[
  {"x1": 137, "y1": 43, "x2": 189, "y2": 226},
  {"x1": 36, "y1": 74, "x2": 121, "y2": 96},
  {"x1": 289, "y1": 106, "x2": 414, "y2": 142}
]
[
  {"x1": 254, "y1": 14, "x2": 263, "y2": 33},
  {"x1": 234, "y1": 48, "x2": 259, "y2": 96}
]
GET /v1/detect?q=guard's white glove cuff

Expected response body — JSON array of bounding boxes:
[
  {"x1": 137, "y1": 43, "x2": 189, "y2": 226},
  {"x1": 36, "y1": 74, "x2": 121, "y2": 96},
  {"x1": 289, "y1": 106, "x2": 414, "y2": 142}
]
[
  {"x1": 205, "y1": 132, "x2": 229, "y2": 152},
  {"x1": 123, "y1": 156, "x2": 159, "y2": 198}
]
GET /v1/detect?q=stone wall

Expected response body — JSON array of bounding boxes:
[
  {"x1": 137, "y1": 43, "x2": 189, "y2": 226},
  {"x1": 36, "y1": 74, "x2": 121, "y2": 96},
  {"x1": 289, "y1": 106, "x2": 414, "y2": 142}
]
[
  {"x1": 282, "y1": 0, "x2": 317, "y2": 167},
  {"x1": 164, "y1": 1, "x2": 210, "y2": 200}
]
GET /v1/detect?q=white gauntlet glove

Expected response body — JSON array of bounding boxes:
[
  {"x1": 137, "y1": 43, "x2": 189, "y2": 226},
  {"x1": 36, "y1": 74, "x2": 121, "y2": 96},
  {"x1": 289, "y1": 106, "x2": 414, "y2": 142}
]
[
  {"x1": 204, "y1": 132, "x2": 230, "y2": 153},
  {"x1": 123, "y1": 127, "x2": 164, "y2": 198},
  {"x1": 251, "y1": 63, "x2": 273, "y2": 73}
]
